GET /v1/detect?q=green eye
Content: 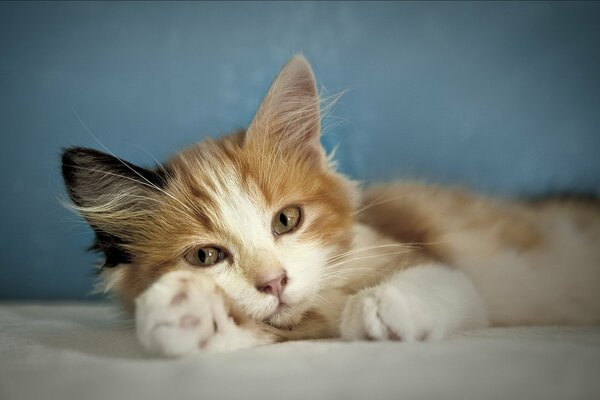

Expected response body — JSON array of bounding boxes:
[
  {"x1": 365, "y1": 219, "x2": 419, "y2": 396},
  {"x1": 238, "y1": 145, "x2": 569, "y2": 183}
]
[
  {"x1": 272, "y1": 205, "x2": 302, "y2": 236},
  {"x1": 185, "y1": 246, "x2": 227, "y2": 267}
]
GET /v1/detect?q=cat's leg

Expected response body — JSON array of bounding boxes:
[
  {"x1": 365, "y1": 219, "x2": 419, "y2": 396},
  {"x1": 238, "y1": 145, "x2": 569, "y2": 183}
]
[
  {"x1": 340, "y1": 264, "x2": 489, "y2": 342},
  {"x1": 135, "y1": 270, "x2": 275, "y2": 356}
]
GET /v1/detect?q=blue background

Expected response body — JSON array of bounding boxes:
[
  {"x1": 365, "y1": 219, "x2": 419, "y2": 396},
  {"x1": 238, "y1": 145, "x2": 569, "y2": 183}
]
[{"x1": 1, "y1": 2, "x2": 599, "y2": 300}]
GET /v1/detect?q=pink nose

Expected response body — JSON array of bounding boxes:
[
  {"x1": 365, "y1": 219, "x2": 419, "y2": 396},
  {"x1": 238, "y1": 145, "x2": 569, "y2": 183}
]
[{"x1": 256, "y1": 273, "x2": 288, "y2": 298}]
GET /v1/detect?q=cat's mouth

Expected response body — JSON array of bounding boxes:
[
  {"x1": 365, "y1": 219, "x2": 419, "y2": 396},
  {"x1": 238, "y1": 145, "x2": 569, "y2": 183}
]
[
  {"x1": 263, "y1": 301, "x2": 298, "y2": 327},
  {"x1": 260, "y1": 287, "x2": 314, "y2": 328}
]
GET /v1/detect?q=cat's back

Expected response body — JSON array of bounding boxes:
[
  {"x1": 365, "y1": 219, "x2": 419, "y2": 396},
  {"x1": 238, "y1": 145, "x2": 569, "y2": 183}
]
[
  {"x1": 358, "y1": 182, "x2": 600, "y2": 325},
  {"x1": 358, "y1": 182, "x2": 600, "y2": 254}
]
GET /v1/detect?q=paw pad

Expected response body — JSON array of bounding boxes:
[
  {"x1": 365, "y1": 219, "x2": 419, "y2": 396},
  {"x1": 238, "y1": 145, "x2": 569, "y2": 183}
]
[
  {"x1": 170, "y1": 291, "x2": 188, "y2": 306},
  {"x1": 180, "y1": 314, "x2": 200, "y2": 328}
]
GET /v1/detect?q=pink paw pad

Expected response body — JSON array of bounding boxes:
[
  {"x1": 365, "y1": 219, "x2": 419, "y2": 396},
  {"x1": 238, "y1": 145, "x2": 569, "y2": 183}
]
[
  {"x1": 180, "y1": 314, "x2": 200, "y2": 328},
  {"x1": 170, "y1": 291, "x2": 188, "y2": 306}
]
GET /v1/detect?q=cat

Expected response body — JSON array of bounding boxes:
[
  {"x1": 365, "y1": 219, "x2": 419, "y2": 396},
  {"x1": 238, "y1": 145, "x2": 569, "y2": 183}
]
[{"x1": 62, "y1": 55, "x2": 600, "y2": 356}]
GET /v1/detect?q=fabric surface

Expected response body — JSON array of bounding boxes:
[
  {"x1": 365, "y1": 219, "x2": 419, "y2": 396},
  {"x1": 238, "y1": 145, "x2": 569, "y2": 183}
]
[{"x1": 1, "y1": 304, "x2": 599, "y2": 400}]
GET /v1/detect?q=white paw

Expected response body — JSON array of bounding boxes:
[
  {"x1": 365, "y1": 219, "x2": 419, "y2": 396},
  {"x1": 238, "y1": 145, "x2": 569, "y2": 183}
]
[
  {"x1": 135, "y1": 270, "x2": 264, "y2": 356},
  {"x1": 340, "y1": 265, "x2": 489, "y2": 342},
  {"x1": 340, "y1": 285, "x2": 439, "y2": 342}
]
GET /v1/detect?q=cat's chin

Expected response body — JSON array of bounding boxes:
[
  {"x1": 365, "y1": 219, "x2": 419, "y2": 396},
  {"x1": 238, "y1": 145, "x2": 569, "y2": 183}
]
[{"x1": 264, "y1": 303, "x2": 305, "y2": 328}]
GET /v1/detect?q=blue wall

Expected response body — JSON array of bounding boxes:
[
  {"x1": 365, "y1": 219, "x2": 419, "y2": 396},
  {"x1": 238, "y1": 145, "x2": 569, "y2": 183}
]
[{"x1": 1, "y1": 2, "x2": 599, "y2": 299}]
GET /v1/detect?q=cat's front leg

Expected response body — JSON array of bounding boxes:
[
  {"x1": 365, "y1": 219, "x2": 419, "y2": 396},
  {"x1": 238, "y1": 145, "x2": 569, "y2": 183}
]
[
  {"x1": 340, "y1": 264, "x2": 489, "y2": 342},
  {"x1": 135, "y1": 270, "x2": 274, "y2": 356}
]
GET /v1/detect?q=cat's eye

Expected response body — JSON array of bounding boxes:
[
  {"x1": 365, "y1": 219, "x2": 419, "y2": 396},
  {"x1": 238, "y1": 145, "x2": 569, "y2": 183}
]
[
  {"x1": 185, "y1": 246, "x2": 227, "y2": 267},
  {"x1": 272, "y1": 205, "x2": 302, "y2": 236}
]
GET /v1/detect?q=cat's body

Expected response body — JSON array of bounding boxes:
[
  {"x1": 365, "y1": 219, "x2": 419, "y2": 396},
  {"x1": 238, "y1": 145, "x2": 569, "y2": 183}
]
[
  {"x1": 360, "y1": 184, "x2": 600, "y2": 327},
  {"x1": 62, "y1": 56, "x2": 600, "y2": 356}
]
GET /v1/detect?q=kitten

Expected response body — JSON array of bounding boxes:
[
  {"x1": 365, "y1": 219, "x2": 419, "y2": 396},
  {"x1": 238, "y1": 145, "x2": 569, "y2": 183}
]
[{"x1": 62, "y1": 56, "x2": 600, "y2": 356}]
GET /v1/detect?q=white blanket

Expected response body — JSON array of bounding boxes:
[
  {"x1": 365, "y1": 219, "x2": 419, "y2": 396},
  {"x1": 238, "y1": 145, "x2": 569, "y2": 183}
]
[{"x1": 1, "y1": 304, "x2": 599, "y2": 400}]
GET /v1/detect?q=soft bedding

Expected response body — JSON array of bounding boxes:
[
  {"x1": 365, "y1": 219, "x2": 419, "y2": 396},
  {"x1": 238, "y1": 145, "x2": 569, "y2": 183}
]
[{"x1": 1, "y1": 303, "x2": 599, "y2": 400}]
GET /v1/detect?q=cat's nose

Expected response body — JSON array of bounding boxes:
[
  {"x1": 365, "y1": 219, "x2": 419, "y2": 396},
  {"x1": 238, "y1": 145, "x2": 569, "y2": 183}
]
[{"x1": 256, "y1": 273, "x2": 288, "y2": 298}]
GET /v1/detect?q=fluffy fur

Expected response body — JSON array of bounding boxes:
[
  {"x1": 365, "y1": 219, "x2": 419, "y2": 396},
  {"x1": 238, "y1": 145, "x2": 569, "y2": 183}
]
[{"x1": 62, "y1": 56, "x2": 600, "y2": 356}]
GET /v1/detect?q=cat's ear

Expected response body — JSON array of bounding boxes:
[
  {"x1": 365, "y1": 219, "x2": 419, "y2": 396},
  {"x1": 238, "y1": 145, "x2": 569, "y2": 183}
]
[
  {"x1": 61, "y1": 147, "x2": 168, "y2": 265},
  {"x1": 61, "y1": 147, "x2": 167, "y2": 209},
  {"x1": 245, "y1": 55, "x2": 325, "y2": 166}
]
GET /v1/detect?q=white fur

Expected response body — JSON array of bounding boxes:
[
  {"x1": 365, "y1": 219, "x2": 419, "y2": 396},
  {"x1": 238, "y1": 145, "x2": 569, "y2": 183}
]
[
  {"x1": 135, "y1": 270, "x2": 269, "y2": 356},
  {"x1": 340, "y1": 264, "x2": 489, "y2": 341}
]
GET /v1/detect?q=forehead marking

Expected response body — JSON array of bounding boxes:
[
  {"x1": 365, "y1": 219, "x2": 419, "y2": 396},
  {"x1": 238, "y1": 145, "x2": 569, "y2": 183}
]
[{"x1": 201, "y1": 162, "x2": 273, "y2": 251}]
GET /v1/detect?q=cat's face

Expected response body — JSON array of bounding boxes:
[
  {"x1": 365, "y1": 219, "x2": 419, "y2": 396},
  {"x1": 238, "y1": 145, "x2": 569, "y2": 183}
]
[{"x1": 62, "y1": 56, "x2": 358, "y2": 327}]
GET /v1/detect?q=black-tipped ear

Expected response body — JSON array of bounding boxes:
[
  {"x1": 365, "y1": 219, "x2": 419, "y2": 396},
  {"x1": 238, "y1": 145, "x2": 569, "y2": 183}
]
[
  {"x1": 61, "y1": 147, "x2": 170, "y2": 267},
  {"x1": 61, "y1": 147, "x2": 168, "y2": 207}
]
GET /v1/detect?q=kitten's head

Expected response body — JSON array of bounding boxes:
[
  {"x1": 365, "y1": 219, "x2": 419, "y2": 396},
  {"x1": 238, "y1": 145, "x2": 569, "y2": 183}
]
[{"x1": 62, "y1": 56, "x2": 358, "y2": 327}]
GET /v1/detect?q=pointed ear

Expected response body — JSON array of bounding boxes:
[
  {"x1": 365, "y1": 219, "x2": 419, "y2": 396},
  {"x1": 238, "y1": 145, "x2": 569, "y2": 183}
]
[
  {"x1": 61, "y1": 147, "x2": 167, "y2": 209},
  {"x1": 245, "y1": 55, "x2": 325, "y2": 166},
  {"x1": 61, "y1": 147, "x2": 169, "y2": 265}
]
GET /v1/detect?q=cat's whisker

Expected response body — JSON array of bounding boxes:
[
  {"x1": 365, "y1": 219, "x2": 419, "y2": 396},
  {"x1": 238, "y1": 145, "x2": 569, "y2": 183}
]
[
  {"x1": 319, "y1": 266, "x2": 379, "y2": 279},
  {"x1": 324, "y1": 246, "x2": 420, "y2": 266},
  {"x1": 323, "y1": 249, "x2": 417, "y2": 270},
  {"x1": 130, "y1": 143, "x2": 174, "y2": 182},
  {"x1": 397, "y1": 239, "x2": 452, "y2": 247},
  {"x1": 320, "y1": 262, "x2": 387, "y2": 275},
  {"x1": 325, "y1": 243, "x2": 420, "y2": 263},
  {"x1": 352, "y1": 191, "x2": 417, "y2": 216},
  {"x1": 320, "y1": 267, "x2": 377, "y2": 284},
  {"x1": 350, "y1": 185, "x2": 398, "y2": 217},
  {"x1": 311, "y1": 293, "x2": 334, "y2": 307}
]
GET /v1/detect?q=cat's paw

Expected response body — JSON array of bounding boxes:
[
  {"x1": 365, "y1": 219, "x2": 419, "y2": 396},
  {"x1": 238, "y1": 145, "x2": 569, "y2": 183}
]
[
  {"x1": 340, "y1": 285, "x2": 440, "y2": 342},
  {"x1": 135, "y1": 270, "x2": 267, "y2": 356},
  {"x1": 339, "y1": 265, "x2": 488, "y2": 342}
]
